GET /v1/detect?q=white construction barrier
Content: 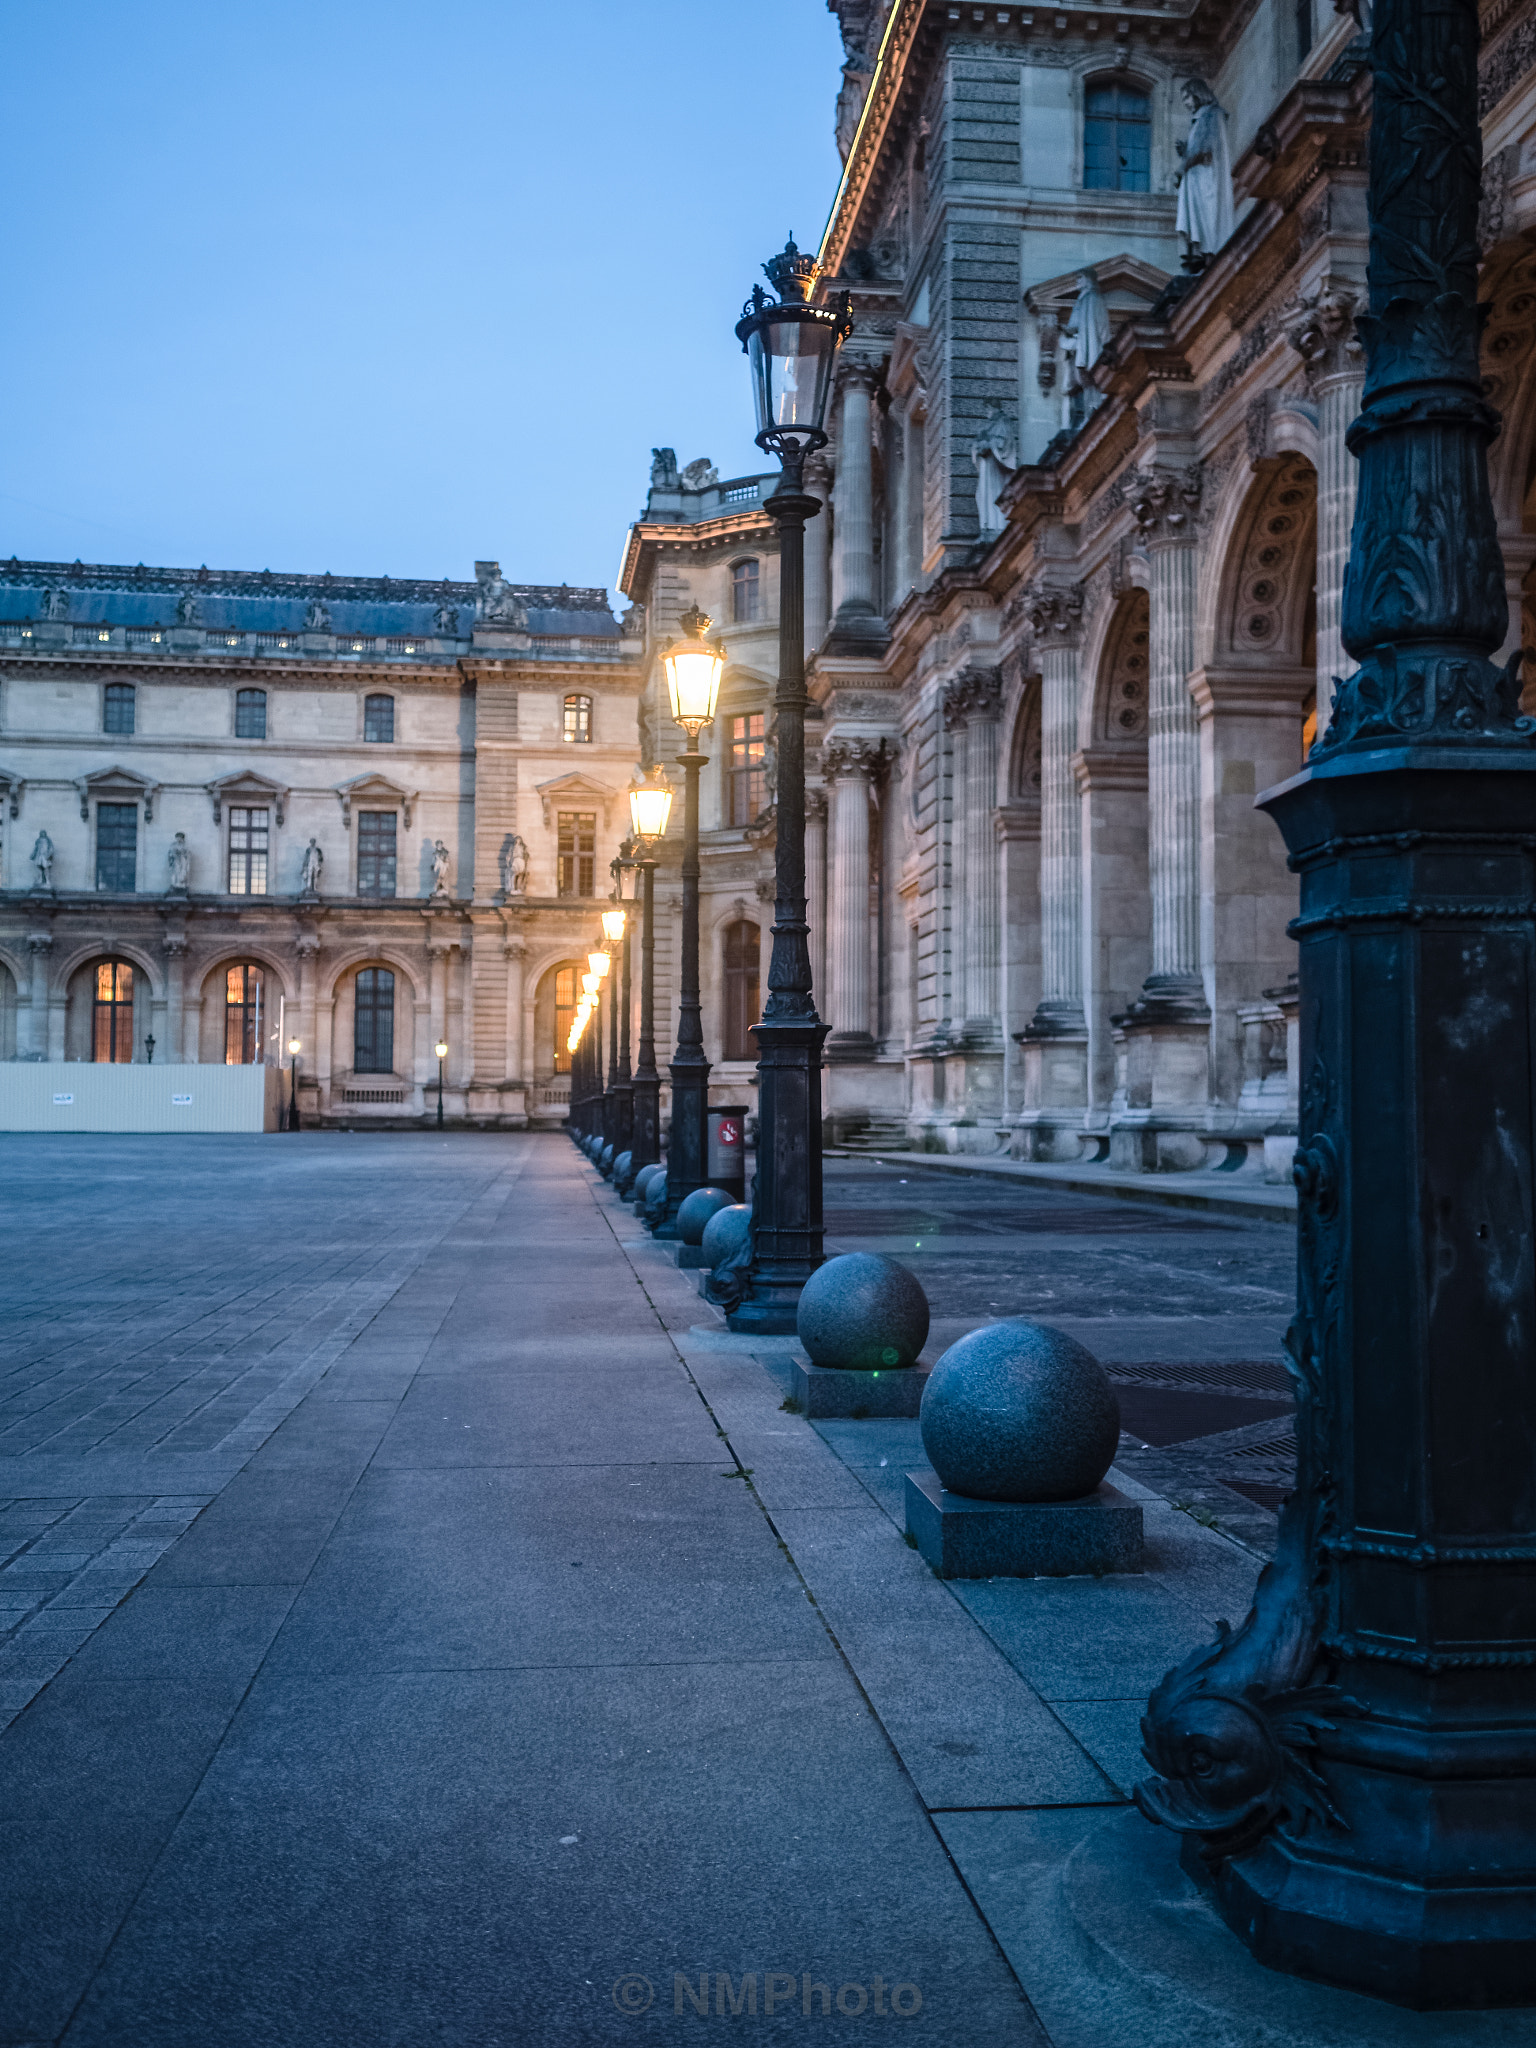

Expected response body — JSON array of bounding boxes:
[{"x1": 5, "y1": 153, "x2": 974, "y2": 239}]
[{"x1": 0, "y1": 1063, "x2": 284, "y2": 1133}]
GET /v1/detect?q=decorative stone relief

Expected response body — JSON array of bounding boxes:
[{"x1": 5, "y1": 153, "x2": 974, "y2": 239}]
[
  {"x1": 1281, "y1": 286, "x2": 1365, "y2": 384},
  {"x1": 1132, "y1": 465, "x2": 1204, "y2": 541},
  {"x1": 1228, "y1": 460, "x2": 1318, "y2": 657},
  {"x1": 1024, "y1": 584, "x2": 1086, "y2": 645},
  {"x1": 1098, "y1": 590, "x2": 1151, "y2": 742}
]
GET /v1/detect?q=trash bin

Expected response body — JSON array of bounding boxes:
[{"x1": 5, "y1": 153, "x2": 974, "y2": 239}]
[{"x1": 706, "y1": 1104, "x2": 748, "y2": 1204}]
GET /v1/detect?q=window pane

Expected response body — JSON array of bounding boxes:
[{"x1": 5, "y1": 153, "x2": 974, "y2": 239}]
[
  {"x1": 557, "y1": 812, "x2": 596, "y2": 896},
  {"x1": 354, "y1": 967, "x2": 396, "y2": 1073},
  {"x1": 224, "y1": 962, "x2": 265, "y2": 1064},
  {"x1": 235, "y1": 688, "x2": 267, "y2": 739},
  {"x1": 104, "y1": 684, "x2": 135, "y2": 735},
  {"x1": 553, "y1": 964, "x2": 576, "y2": 1073},
  {"x1": 357, "y1": 811, "x2": 397, "y2": 898},
  {"x1": 732, "y1": 560, "x2": 760, "y2": 623},
  {"x1": 729, "y1": 713, "x2": 767, "y2": 827},
  {"x1": 92, "y1": 958, "x2": 134, "y2": 1063},
  {"x1": 364, "y1": 693, "x2": 395, "y2": 743},
  {"x1": 562, "y1": 694, "x2": 592, "y2": 744},
  {"x1": 96, "y1": 804, "x2": 137, "y2": 891},
  {"x1": 722, "y1": 920, "x2": 761, "y2": 1059},
  {"x1": 228, "y1": 807, "x2": 269, "y2": 896}
]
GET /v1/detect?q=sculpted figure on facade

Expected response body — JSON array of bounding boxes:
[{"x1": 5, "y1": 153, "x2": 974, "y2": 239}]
[
  {"x1": 1065, "y1": 270, "x2": 1111, "y2": 422},
  {"x1": 836, "y1": 45, "x2": 874, "y2": 162},
  {"x1": 431, "y1": 839, "x2": 452, "y2": 896},
  {"x1": 475, "y1": 563, "x2": 526, "y2": 625},
  {"x1": 679, "y1": 458, "x2": 719, "y2": 491},
  {"x1": 499, "y1": 833, "x2": 529, "y2": 896},
  {"x1": 30, "y1": 829, "x2": 53, "y2": 889},
  {"x1": 1175, "y1": 79, "x2": 1234, "y2": 267},
  {"x1": 299, "y1": 837, "x2": 324, "y2": 896},
  {"x1": 1280, "y1": 285, "x2": 1364, "y2": 382},
  {"x1": 303, "y1": 598, "x2": 330, "y2": 632},
  {"x1": 166, "y1": 831, "x2": 191, "y2": 892},
  {"x1": 434, "y1": 601, "x2": 459, "y2": 636},
  {"x1": 649, "y1": 448, "x2": 679, "y2": 490},
  {"x1": 41, "y1": 588, "x2": 69, "y2": 620},
  {"x1": 971, "y1": 406, "x2": 1018, "y2": 537}
]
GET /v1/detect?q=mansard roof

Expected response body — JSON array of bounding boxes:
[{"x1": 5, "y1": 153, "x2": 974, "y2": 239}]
[{"x1": 0, "y1": 558, "x2": 620, "y2": 644}]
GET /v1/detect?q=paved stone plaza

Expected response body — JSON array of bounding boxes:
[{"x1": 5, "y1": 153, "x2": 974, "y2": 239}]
[{"x1": 1, "y1": 1132, "x2": 1514, "y2": 2045}]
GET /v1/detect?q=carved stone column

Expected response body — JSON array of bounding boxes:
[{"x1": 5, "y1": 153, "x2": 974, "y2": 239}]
[
  {"x1": 1134, "y1": 464, "x2": 1205, "y2": 1001},
  {"x1": 295, "y1": 925, "x2": 319, "y2": 1102},
  {"x1": 162, "y1": 935, "x2": 188, "y2": 1062},
  {"x1": 1024, "y1": 588, "x2": 1086, "y2": 1034},
  {"x1": 823, "y1": 738, "x2": 876, "y2": 1058},
  {"x1": 829, "y1": 365, "x2": 882, "y2": 642},
  {"x1": 26, "y1": 932, "x2": 51, "y2": 1060},
  {"x1": 503, "y1": 931, "x2": 526, "y2": 1093},
  {"x1": 1283, "y1": 286, "x2": 1365, "y2": 723},
  {"x1": 804, "y1": 453, "x2": 833, "y2": 656},
  {"x1": 944, "y1": 669, "x2": 1004, "y2": 1038},
  {"x1": 805, "y1": 786, "x2": 828, "y2": 1012}
]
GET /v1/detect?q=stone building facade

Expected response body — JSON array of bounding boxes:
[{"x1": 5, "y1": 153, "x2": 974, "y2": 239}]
[
  {"x1": 0, "y1": 559, "x2": 643, "y2": 1126},
  {"x1": 648, "y1": 0, "x2": 1536, "y2": 1170}
]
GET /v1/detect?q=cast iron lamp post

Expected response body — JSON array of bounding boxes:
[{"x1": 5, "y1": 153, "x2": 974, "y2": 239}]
[
  {"x1": 287, "y1": 1035, "x2": 301, "y2": 1133},
  {"x1": 434, "y1": 1038, "x2": 448, "y2": 1130},
  {"x1": 1134, "y1": 0, "x2": 1536, "y2": 2006},
  {"x1": 588, "y1": 946, "x2": 611, "y2": 1150},
  {"x1": 627, "y1": 767, "x2": 674, "y2": 1178},
  {"x1": 602, "y1": 898, "x2": 628, "y2": 1166},
  {"x1": 725, "y1": 239, "x2": 852, "y2": 1330},
  {"x1": 144, "y1": 1033, "x2": 155, "y2": 1064},
  {"x1": 653, "y1": 614, "x2": 724, "y2": 1235}
]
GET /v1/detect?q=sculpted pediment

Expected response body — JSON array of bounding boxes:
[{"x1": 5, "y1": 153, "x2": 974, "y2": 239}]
[
  {"x1": 75, "y1": 764, "x2": 161, "y2": 821},
  {"x1": 335, "y1": 773, "x2": 416, "y2": 829},
  {"x1": 207, "y1": 769, "x2": 290, "y2": 825},
  {"x1": 535, "y1": 771, "x2": 617, "y2": 829}
]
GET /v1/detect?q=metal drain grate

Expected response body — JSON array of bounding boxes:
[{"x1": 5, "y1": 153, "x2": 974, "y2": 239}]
[{"x1": 1109, "y1": 1360, "x2": 1291, "y2": 1397}]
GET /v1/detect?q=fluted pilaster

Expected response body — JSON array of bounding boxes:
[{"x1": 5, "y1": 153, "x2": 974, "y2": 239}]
[
  {"x1": 944, "y1": 669, "x2": 1003, "y2": 1037},
  {"x1": 805, "y1": 786, "x2": 828, "y2": 1012},
  {"x1": 1283, "y1": 287, "x2": 1366, "y2": 723},
  {"x1": 831, "y1": 366, "x2": 879, "y2": 634},
  {"x1": 823, "y1": 738, "x2": 878, "y2": 1054},
  {"x1": 1133, "y1": 465, "x2": 1204, "y2": 996},
  {"x1": 804, "y1": 454, "x2": 832, "y2": 655},
  {"x1": 1024, "y1": 587, "x2": 1086, "y2": 1032}
]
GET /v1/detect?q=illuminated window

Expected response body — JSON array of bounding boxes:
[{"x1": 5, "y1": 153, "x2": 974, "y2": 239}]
[
  {"x1": 731, "y1": 558, "x2": 760, "y2": 623},
  {"x1": 357, "y1": 811, "x2": 397, "y2": 898},
  {"x1": 553, "y1": 964, "x2": 577, "y2": 1073},
  {"x1": 1084, "y1": 83, "x2": 1150, "y2": 192},
  {"x1": 224, "y1": 963, "x2": 267, "y2": 1065},
  {"x1": 1302, "y1": 690, "x2": 1318, "y2": 762},
  {"x1": 235, "y1": 687, "x2": 267, "y2": 738},
  {"x1": 354, "y1": 967, "x2": 395, "y2": 1073},
  {"x1": 722, "y1": 920, "x2": 761, "y2": 1060},
  {"x1": 228, "y1": 807, "x2": 269, "y2": 895},
  {"x1": 104, "y1": 682, "x2": 135, "y2": 734},
  {"x1": 364, "y1": 693, "x2": 395, "y2": 742},
  {"x1": 562, "y1": 693, "x2": 593, "y2": 744},
  {"x1": 93, "y1": 959, "x2": 135, "y2": 1063},
  {"x1": 557, "y1": 811, "x2": 596, "y2": 896},
  {"x1": 728, "y1": 712, "x2": 767, "y2": 826},
  {"x1": 96, "y1": 804, "x2": 137, "y2": 891}
]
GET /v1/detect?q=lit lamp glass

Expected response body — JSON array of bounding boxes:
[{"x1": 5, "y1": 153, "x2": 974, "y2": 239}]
[
  {"x1": 588, "y1": 949, "x2": 611, "y2": 981},
  {"x1": 434, "y1": 1039, "x2": 448, "y2": 1061},
  {"x1": 628, "y1": 765, "x2": 675, "y2": 845},
  {"x1": 581, "y1": 973, "x2": 600, "y2": 1002},
  {"x1": 601, "y1": 906, "x2": 626, "y2": 945},
  {"x1": 735, "y1": 238, "x2": 853, "y2": 455},
  {"x1": 661, "y1": 606, "x2": 725, "y2": 737},
  {"x1": 288, "y1": 1036, "x2": 301, "y2": 1058}
]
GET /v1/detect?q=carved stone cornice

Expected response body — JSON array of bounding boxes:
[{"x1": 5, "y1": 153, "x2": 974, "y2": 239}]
[
  {"x1": 1281, "y1": 285, "x2": 1366, "y2": 386},
  {"x1": 1023, "y1": 583, "x2": 1086, "y2": 648},
  {"x1": 1131, "y1": 465, "x2": 1204, "y2": 546},
  {"x1": 942, "y1": 667, "x2": 1004, "y2": 730}
]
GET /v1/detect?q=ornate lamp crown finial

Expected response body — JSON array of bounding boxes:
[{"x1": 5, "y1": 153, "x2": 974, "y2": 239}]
[
  {"x1": 762, "y1": 237, "x2": 818, "y2": 306},
  {"x1": 677, "y1": 603, "x2": 714, "y2": 640}
]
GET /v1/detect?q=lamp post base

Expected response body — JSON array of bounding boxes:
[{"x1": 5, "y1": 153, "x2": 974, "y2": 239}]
[{"x1": 727, "y1": 1013, "x2": 828, "y2": 1333}]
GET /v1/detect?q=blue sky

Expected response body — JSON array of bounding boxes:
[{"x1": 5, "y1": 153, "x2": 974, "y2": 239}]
[{"x1": 2, "y1": 1, "x2": 847, "y2": 596}]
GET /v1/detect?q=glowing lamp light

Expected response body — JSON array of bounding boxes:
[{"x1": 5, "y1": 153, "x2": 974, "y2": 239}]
[
  {"x1": 628, "y1": 765, "x2": 675, "y2": 845},
  {"x1": 588, "y1": 950, "x2": 611, "y2": 980},
  {"x1": 661, "y1": 606, "x2": 725, "y2": 737},
  {"x1": 601, "y1": 906, "x2": 626, "y2": 944},
  {"x1": 434, "y1": 1039, "x2": 448, "y2": 1061},
  {"x1": 288, "y1": 1036, "x2": 301, "y2": 1057},
  {"x1": 581, "y1": 973, "x2": 600, "y2": 1002}
]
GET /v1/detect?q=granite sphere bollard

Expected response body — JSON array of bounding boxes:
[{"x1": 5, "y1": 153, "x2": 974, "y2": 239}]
[
  {"x1": 644, "y1": 1173, "x2": 670, "y2": 1226},
  {"x1": 920, "y1": 1320, "x2": 1119, "y2": 1502},
  {"x1": 701, "y1": 1201, "x2": 752, "y2": 1270},
  {"x1": 632, "y1": 1163, "x2": 663, "y2": 1207},
  {"x1": 797, "y1": 1253, "x2": 930, "y2": 1371},
  {"x1": 600, "y1": 1144, "x2": 615, "y2": 1177},
  {"x1": 677, "y1": 1186, "x2": 734, "y2": 1247},
  {"x1": 612, "y1": 1150, "x2": 633, "y2": 1193}
]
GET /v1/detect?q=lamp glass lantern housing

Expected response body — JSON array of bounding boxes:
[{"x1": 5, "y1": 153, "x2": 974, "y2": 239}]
[
  {"x1": 581, "y1": 972, "x2": 600, "y2": 1001},
  {"x1": 735, "y1": 239, "x2": 853, "y2": 456},
  {"x1": 435, "y1": 1039, "x2": 448, "y2": 1061},
  {"x1": 661, "y1": 606, "x2": 725, "y2": 737},
  {"x1": 601, "y1": 906, "x2": 626, "y2": 945},
  {"x1": 288, "y1": 1036, "x2": 301, "y2": 1058},
  {"x1": 588, "y1": 950, "x2": 611, "y2": 980},
  {"x1": 628, "y1": 766, "x2": 675, "y2": 846}
]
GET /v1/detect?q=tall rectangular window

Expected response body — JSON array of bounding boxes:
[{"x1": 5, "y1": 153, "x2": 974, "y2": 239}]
[
  {"x1": 553, "y1": 964, "x2": 577, "y2": 1074},
  {"x1": 731, "y1": 558, "x2": 760, "y2": 622},
  {"x1": 357, "y1": 811, "x2": 397, "y2": 898},
  {"x1": 562, "y1": 693, "x2": 592, "y2": 743},
  {"x1": 228, "y1": 807, "x2": 269, "y2": 895},
  {"x1": 364, "y1": 693, "x2": 395, "y2": 742},
  {"x1": 1083, "y1": 83, "x2": 1150, "y2": 192},
  {"x1": 354, "y1": 967, "x2": 395, "y2": 1073},
  {"x1": 557, "y1": 811, "x2": 595, "y2": 896},
  {"x1": 103, "y1": 683, "x2": 135, "y2": 735},
  {"x1": 728, "y1": 712, "x2": 767, "y2": 827},
  {"x1": 224, "y1": 963, "x2": 266, "y2": 1065},
  {"x1": 96, "y1": 804, "x2": 137, "y2": 891},
  {"x1": 93, "y1": 960, "x2": 135, "y2": 1062},
  {"x1": 235, "y1": 687, "x2": 267, "y2": 738},
  {"x1": 722, "y1": 919, "x2": 761, "y2": 1060}
]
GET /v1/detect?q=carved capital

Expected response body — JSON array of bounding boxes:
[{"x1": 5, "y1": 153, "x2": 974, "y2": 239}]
[
  {"x1": 1280, "y1": 286, "x2": 1365, "y2": 384},
  {"x1": 26, "y1": 932, "x2": 53, "y2": 957},
  {"x1": 943, "y1": 666, "x2": 1004, "y2": 729},
  {"x1": 1023, "y1": 583, "x2": 1086, "y2": 646},
  {"x1": 294, "y1": 932, "x2": 321, "y2": 959},
  {"x1": 822, "y1": 736, "x2": 883, "y2": 779},
  {"x1": 805, "y1": 786, "x2": 829, "y2": 824},
  {"x1": 1131, "y1": 464, "x2": 1203, "y2": 544},
  {"x1": 162, "y1": 936, "x2": 188, "y2": 960}
]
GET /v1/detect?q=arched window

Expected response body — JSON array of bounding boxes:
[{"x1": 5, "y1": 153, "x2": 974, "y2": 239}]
[
  {"x1": 364, "y1": 693, "x2": 395, "y2": 743},
  {"x1": 553, "y1": 965, "x2": 577, "y2": 1073},
  {"x1": 93, "y1": 960, "x2": 135, "y2": 1063},
  {"x1": 354, "y1": 967, "x2": 395, "y2": 1073},
  {"x1": 1084, "y1": 82, "x2": 1150, "y2": 191},
  {"x1": 562, "y1": 693, "x2": 593, "y2": 744},
  {"x1": 224, "y1": 963, "x2": 266, "y2": 1065},
  {"x1": 722, "y1": 920, "x2": 761, "y2": 1061},
  {"x1": 731, "y1": 559, "x2": 760, "y2": 623}
]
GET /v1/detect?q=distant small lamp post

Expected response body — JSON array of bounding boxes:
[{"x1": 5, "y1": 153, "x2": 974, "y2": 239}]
[
  {"x1": 434, "y1": 1037, "x2": 448, "y2": 1130},
  {"x1": 655, "y1": 606, "x2": 724, "y2": 1234},
  {"x1": 603, "y1": 896, "x2": 629, "y2": 1165},
  {"x1": 586, "y1": 951, "x2": 610, "y2": 1144},
  {"x1": 627, "y1": 766, "x2": 674, "y2": 1175},
  {"x1": 144, "y1": 1033, "x2": 155, "y2": 1065},
  {"x1": 287, "y1": 1036, "x2": 301, "y2": 1133},
  {"x1": 727, "y1": 239, "x2": 852, "y2": 1327}
]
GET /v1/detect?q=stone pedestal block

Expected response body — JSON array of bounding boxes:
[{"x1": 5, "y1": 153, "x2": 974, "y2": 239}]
[
  {"x1": 670, "y1": 1242, "x2": 709, "y2": 1269},
  {"x1": 791, "y1": 1360, "x2": 929, "y2": 1419},
  {"x1": 904, "y1": 1471, "x2": 1143, "y2": 1578}
]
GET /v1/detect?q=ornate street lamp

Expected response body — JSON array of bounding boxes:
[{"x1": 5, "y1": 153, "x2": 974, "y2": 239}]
[
  {"x1": 653, "y1": 606, "x2": 725, "y2": 1236},
  {"x1": 627, "y1": 766, "x2": 674, "y2": 1179},
  {"x1": 588, "y1": 947, "x2": 613, "y2": 1152},
  {"x1": 726, "y1": 238, "x2": 851, "y2": 1329},
  {"x1": 287, "y1": 1035, "x2": 301, "y2": 1133},
  {"x1": 434, "y1": 1037, "x2": 448, "y2": 1130},
  {"x1": 1134, "y1": 0, "x2": 1536, "y2": 2004},
  {"x1": 602, "y1": 895, "x2": 629, "y2": 1169}
]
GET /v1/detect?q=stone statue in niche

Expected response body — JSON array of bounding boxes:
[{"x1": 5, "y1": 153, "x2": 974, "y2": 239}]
[
  {"x1": 971, "y1": 406, "x2": 1018, "y2": 537},
  {"x1": 431, "y1": 839, "x2": 452, "y2": 896},
  {"x1": 650, "y1": 448, "x2": 679, "y2": 489},
  {"x1": 679, "y1": 458, "x2": 719, "y2": 491},
  {"x1": 166, "y1": 832, "x2": 191, "y2": 892},
  {"x1": 299, "y1": 837, "x2": 324, "y2": 896},
  {"x1": 303, "y1": 598, "x2": 331, "y2": 632},
  {"x1": 1176, "y1": 79, "x2": 1234, "y2": 268},
  {"x1": 41, "y1": 588, "x2": 70, "y2": 620},
  {"x1": 434, "y1": 602, "x2": 459, "y2": 636},
  {"x1": 1068, "y1": 270, "x2": 1110, "y2": 377},
  {"x1": 499, "y1": 833, "x2": 528, "y2": 897},
  {"x1": 175, "y1": 592, "x2": 199, "y2": 625},
  {"x1": 30, "y1": 829, "x2": 54, "y2": 889}
]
